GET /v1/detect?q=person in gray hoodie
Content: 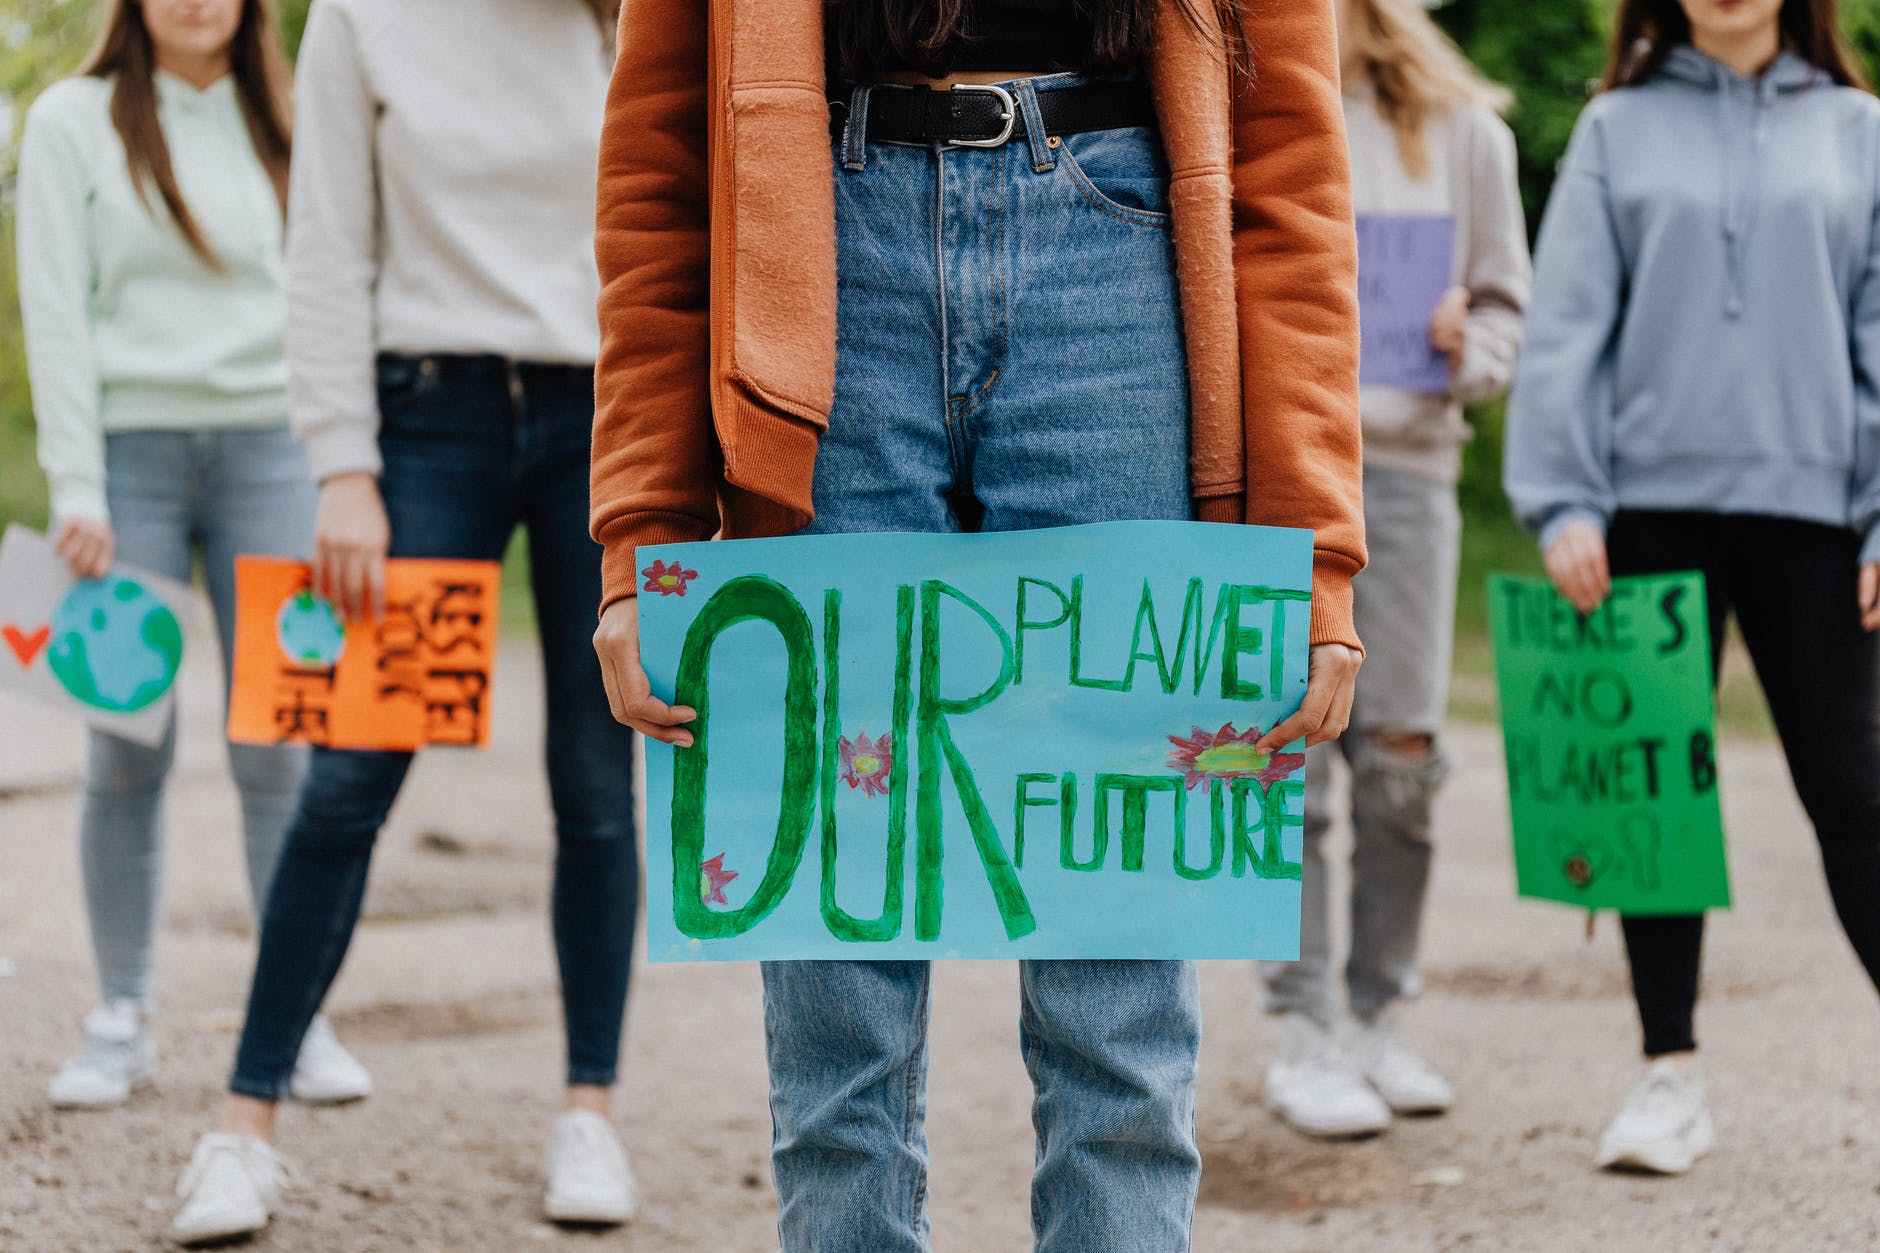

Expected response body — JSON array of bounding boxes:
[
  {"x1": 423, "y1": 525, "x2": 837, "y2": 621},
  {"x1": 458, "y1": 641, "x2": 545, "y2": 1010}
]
[{"x1": 1506, "y1": 0, "x2": 1880, "y2": 1179}]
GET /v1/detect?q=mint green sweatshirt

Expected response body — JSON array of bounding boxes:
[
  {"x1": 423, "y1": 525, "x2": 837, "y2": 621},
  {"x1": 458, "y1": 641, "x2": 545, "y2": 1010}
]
[{"x1": 16, "y1": 71, "x2": 289, "y2": 524}]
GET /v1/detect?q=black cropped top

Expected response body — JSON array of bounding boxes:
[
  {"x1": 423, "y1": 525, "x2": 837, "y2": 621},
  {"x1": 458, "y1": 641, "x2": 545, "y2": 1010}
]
[{"x1": 828, "y1": 1, "x2": 1137, "y2": 78}]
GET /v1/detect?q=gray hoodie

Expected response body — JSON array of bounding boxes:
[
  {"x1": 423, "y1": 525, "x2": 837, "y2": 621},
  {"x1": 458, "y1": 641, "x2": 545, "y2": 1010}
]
[{"x1": 1505, "y1": 46, "x2": 1880, "y2": 562}]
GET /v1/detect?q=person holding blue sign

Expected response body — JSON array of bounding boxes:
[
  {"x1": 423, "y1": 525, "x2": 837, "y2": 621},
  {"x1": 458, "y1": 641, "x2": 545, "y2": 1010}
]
[
  {"x1": 1261, "y1": 0, "x2": 1529, "y2": 1143},
  {"x1": 586, "y1": 0, "x2": 1367, "y2": 1248},
  {"x1": 15, "y1": 0, "x2": 367, "y2": 1115},
  {"x1": 1507, "y1": 0, "x2": 1880, "y2": 1177}
]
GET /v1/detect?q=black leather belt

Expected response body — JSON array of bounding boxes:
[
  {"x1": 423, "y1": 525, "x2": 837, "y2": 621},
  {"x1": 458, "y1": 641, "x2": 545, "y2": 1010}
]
[{"x1": 833, "y1": 81, "x2": 1155, "y2": 148}]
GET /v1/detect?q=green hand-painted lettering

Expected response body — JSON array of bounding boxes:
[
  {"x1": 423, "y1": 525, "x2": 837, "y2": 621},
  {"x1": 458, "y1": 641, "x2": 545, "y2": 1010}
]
[
  {"x1": 670, "y1": 576, "x2": 817, "y2": 939},
  {"x1": 818, "y1": 586, "x2": 914, "y2": 942},
  {"x1": 1014, "y1": 577, "x2": 1073, "y2": 685},
  {"x1": 1175, "y1": 779, "x2": 1227, "y2": 881},
  {"x1": 916, "y1": 580, "x2": 1035, "y2": 941}
]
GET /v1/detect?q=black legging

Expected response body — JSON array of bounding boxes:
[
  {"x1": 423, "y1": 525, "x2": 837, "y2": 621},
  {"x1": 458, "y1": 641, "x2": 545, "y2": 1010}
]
[{"x1": 1606, "y1": 511, "x2": 1880, "y2": 1057}]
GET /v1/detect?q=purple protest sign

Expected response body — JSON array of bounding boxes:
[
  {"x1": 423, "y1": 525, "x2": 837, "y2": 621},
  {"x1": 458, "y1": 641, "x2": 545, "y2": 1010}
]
[{"x1": 1356, "y1": 214, "x2": 1456, "y2": 393}]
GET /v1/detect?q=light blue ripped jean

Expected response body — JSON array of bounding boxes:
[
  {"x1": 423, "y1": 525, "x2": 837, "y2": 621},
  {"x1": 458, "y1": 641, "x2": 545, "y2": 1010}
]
[
  {"x1": 82, "y1": 426, "x2": 314, "y2": 1007},
  {"x1": 761, "y1": 73, "x2": 1201, "y2": 1253}
]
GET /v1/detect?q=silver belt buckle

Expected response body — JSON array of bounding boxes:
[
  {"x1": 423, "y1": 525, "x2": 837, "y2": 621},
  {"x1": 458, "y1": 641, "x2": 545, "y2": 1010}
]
[{"x1": 949, "y1": 83, "x2": 1017, "y2": 148}]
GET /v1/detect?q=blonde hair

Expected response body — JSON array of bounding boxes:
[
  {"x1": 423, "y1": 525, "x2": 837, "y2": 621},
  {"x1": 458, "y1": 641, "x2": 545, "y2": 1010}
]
[{"x1": 1344, "y1": 0, "x2": 1513, "y2": 180}]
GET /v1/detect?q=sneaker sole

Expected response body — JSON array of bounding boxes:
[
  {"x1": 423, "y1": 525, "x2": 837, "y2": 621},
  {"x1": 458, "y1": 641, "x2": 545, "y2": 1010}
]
[
  {"x1": 1265, "y1": 1098, "x2": 1390, "y2": 1140},
  {"x1": 1381, "y1": 1097, "x2": 1453, "y2": 1117},
  {"x1": 544, "y1": 1195, "x2": 637, "y2": 1226},
  {"x1": 49, "y1": 1067, "x2": 155, "y2": 1110},
  {"x1": 1596, "y1": 1113, "x2": 1715, "y2": 1176},
  {"x1": 170, "y1": 1206, "x2": 269, "y2": 1247},
  {"x1": 288, "y1": 1081, "x2": 372, "y2": 1106}
]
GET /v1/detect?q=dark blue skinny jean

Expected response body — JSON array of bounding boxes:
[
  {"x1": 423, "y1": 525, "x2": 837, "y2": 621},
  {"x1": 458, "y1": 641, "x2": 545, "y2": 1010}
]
[{"x1": 229, "y1": 354, "x2": 639, "y2": 1097}]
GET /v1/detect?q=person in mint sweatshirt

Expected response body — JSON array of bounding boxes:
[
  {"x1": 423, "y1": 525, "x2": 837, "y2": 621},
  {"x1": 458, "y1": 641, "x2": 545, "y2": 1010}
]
[
  {"x1": 1505, "y1": 0, "x2": 1880, "y2": 1178},
  {"x1": 16, "y1": 0, "x2": 367, "y2": 1110}
]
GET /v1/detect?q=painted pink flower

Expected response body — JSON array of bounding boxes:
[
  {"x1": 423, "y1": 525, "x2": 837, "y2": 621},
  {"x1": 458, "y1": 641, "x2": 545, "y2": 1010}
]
[
  {"x1": 643, "y1": 559, "x2": 699, "y2": 597},
  {"x1": 1165, "y1": 724, "x2": 1306, "y2": 791},
  {"x1": 838, "y1": 730, "x2": 893, "y2": 798},
  {"x1": 700, "y1": 853, "x2": 738, "y2": 907}
]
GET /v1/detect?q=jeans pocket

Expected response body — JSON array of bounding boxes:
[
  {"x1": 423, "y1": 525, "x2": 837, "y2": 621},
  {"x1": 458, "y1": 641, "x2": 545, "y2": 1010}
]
[
  {"x1": 1056, "y1": 127, "x2": 1172, "y2": 229},
  {"x1": 375, "y1": 354, "x2": 441, "y2": 413}
]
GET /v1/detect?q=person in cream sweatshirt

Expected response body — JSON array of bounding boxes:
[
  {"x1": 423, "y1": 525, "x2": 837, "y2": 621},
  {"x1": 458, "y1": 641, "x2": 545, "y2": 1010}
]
[{"x1": 17, "y1": 0, "x2": 367, "y2": 1115}]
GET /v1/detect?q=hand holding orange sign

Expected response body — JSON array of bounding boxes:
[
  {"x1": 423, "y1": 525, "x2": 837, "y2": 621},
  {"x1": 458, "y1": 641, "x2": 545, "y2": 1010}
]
[{"x1": 228, "y1": 556, "x2": 502, "y2": 750}]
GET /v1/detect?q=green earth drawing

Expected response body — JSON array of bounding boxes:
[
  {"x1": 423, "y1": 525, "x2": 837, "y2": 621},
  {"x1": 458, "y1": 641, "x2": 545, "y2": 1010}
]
[
  {"x1": 46, "y1": 577, "x2": 184, "y2": 714},
  {"x1": 276, "y1": 589, "x2": 346, "y2": 668}
]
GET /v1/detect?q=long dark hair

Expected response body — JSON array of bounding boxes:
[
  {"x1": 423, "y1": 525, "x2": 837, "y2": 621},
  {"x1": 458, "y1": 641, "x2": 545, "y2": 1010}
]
[
  {"x1": 1604, "y1": 0, "x2": 1869, "y2": 90},
  {"x1": 826, "y1": 0, "x2": 1250, "y2": 77},
  {"x1": 580, "y1": 0, "x2": 622, "y2": 44},
  {"x1": 78, "y1": 0, "x2": 293, "y2": 268}
]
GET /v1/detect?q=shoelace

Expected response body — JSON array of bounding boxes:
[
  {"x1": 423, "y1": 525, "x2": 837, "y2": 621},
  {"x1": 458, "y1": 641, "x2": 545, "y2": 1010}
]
[
  {"x1": 1622, "y1": 1072, "x2": 1687, "y2": 1124},
  {"x1": 553, "y1": 1116, "x2": 627, "y2": 1176},
  {"x1": 177, "y1": 1139, "x2": 295, "y2": 1199},
  {"x1": 66, "y1": 1020, "x2": 141, "y2": 1071}
]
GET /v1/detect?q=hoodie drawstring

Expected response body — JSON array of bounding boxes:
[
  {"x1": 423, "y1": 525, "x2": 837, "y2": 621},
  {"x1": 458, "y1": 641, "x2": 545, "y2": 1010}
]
[{"x1": 1714, "y1": 61, "x2": 1778, "y2": 319}]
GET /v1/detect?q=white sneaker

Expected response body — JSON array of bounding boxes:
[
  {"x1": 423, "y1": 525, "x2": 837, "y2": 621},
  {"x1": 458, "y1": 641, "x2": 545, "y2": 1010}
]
[
  {"x1": 290, "y1": 1014, "x2": 372, "y2": 1104},
  {"x1": 1264, "y1": 1013, "x2": 1392, "y2": 1139},
  {"x1": 544, "y1": 1109, "x2": 638, "y2": 1225},
  {"x1": 169, "y1": 1133, "x2": 291, "y2": 1246},
  {"x1": 1595, "y1": 1058, "x2": 1715, "y2": 1175},
  {"x1": 47, "y1": 1001, "x2": 155, "y2": 1109},
  {"x1": 1351, "y1": 1016, "x2": 1454, "y2": 1115}
]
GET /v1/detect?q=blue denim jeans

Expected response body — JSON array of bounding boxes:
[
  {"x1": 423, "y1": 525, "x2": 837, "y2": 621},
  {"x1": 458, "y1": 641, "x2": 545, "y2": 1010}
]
[
  {"x1": 83, "y1": 426, "x2": 314, "y2": 1007},
  {"x1": 762, "y1": 74, "x2": 1201, "y2": 1253},
  {"x1": 228, "y1": 356, "x2": 639, "y2": 1097}
]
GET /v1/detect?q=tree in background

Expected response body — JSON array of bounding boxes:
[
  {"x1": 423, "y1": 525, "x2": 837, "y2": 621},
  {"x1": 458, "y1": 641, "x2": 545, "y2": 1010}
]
[{"x1": 1434, "y1": 0, "x2": 1609, "y2": 233}]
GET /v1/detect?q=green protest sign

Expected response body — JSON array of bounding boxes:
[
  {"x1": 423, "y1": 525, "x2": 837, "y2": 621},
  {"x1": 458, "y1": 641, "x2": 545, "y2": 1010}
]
[{"x1": 1489, "y1": 572, "x2": 1730, "y2": 914}]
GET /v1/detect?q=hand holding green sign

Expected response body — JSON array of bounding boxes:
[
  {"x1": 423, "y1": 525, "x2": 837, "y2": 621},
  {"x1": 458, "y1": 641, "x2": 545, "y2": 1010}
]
[{"x1": 1489, "y1": 572, "x2": 1730, "y2": 914}]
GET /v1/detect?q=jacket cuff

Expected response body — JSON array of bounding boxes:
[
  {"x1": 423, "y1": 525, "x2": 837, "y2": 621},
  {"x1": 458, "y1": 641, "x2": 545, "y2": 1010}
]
[
  {"x1": 49, "y1": 477, "x2": 109, "y2": 527},
  {"x1": 1194, "y1": 493, "x2": 1240, "y2": 524},
  {"x1": 298, "y1": 422, "x2": 383, "y2": 484},
  {"x1": 596, "y1": 510, "x2": 718, "y2": 617},
  {"x1": 1861, "y1": 522, "x2": 1880, "y2": 569},
  {"x1": 1308, "y1": 548, "x2": 1364, "y2": 653},
  {"x1": 1537, "y1": 507, "x2": 1607, "y2": 556}
]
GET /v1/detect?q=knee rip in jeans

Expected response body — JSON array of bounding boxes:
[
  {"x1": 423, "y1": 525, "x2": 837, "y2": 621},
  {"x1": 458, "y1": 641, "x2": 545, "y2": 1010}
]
[
  {"x1": 1372, "y1": 729, "x2": 1436, "y2": 761},
  {"x1": 1350, "y1": 730, "x2": 1452, "y2": 814}
]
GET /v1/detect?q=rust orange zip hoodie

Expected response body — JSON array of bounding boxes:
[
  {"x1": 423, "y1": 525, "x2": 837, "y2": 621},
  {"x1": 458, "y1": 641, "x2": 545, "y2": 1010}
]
[{"x1": 590, "y1": 0, "x2": 1368, "y2": 650}]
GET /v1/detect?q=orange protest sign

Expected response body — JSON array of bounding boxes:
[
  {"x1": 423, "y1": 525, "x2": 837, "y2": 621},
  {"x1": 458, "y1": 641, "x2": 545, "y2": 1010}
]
[{"x1": 228, "y1": 557, "x2": 502, "y2": 750}]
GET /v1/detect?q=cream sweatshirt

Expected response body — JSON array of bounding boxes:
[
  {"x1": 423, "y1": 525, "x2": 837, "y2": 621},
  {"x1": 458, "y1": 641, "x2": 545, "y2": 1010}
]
[
  {"x1": 1344, "y1": 87, "x2": 1531, "y2": 484},
  {"x1": 17, "y1": 71, "x2": 290, "y2": 524},
  {"x1": 286, "y1": 0, "x2": 611, "y2": 482}
]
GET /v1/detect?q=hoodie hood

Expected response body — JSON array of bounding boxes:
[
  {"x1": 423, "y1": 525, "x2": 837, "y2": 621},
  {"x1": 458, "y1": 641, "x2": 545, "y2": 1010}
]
[
  {"x1": 1657, "y1": 44, "x2": 1825, "y2": 93},
  {"x1": 1656, "y1": 46, "x2": 1828, "y2": 316}
]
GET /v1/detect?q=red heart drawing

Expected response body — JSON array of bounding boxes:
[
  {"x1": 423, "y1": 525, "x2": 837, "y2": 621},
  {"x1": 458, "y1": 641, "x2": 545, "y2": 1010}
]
[{"x1": 2, "y1": 624, "x2": 51, "y2": 669}]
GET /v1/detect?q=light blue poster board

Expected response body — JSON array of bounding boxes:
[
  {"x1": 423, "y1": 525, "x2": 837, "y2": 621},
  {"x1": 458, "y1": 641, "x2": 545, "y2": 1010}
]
[{"x1": 637, "y1": 520, "x2": 1313, "y2": 962}]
